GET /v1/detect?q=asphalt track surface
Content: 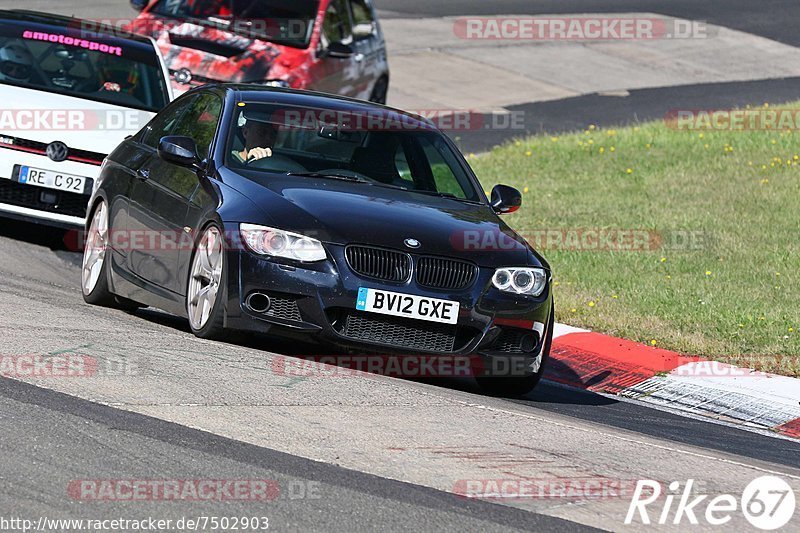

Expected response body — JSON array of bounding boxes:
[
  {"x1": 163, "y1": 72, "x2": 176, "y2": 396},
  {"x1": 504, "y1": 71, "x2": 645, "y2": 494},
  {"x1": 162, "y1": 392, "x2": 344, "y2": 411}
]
[
  {"x1": 0, "y1": 1, "x2": 799, "y2": 531},
  {"x1": 0, "y1": 210, "x2": 798, "y2": 530},
  {"x1": 379, "y1": 0, "x2": 800, "y2": 47},
  {"x1": 379, "y1": 0, "x2": 800, "y2": 151}
]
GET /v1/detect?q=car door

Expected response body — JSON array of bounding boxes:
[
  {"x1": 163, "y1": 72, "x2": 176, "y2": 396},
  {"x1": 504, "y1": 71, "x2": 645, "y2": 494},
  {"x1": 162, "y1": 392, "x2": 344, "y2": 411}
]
[
  {"x1": 127, "y1": 93, "x2": 222, "y2": 295},
  {"x1": 347, "y1": 0, "x2": 381, "y2": 100},
  {"x1": 308, "y1": 0, "x2": 359, "y2": 97}
]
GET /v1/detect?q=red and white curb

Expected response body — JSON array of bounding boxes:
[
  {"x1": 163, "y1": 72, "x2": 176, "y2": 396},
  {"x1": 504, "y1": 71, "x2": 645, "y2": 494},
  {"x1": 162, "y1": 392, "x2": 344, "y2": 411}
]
[{"x1": 548, "y1": 324, "x2": 800, "y2": 439}]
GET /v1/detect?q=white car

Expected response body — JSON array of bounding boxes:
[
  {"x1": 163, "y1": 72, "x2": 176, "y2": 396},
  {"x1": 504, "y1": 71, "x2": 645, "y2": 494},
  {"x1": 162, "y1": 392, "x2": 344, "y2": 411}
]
[{"x1": 0, "y1": 10, "x2": 173, "y2": 228}]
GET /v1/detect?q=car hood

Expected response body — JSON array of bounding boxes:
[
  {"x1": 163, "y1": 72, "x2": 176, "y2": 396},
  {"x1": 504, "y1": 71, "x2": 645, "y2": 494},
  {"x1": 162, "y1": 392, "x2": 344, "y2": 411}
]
[
  {"x1": 0, "y1": 84, "x2": 153, "y2": 153},
  {"x1": 130, "y1": 17, "x2": 281, "y2": 83},
  {"x1": 222, "y1": 170, "x2": 545, "y2": 268}
]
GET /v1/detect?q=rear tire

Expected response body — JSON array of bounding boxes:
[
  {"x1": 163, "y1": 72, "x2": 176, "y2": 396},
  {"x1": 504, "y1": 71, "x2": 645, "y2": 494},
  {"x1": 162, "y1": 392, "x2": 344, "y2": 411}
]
[
  {"x1": 187, "y1": 224, "x2": 228, "y2": 340},
  {"x1": 81, "y1": 201, "x2": 116, "y2": 307},
  {"x1": 475, "y1": 302, "x2": 554, "y2": 398},
  {"x1": 81, "y1": 201, "x2": 143, "y2": 312}
]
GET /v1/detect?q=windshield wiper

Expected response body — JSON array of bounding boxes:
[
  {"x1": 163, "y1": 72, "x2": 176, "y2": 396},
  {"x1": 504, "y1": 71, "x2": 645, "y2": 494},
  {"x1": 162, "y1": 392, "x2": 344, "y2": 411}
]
[
  {"x1": 411, "y1": 190, "x2": 482, "y2": 204},
  {"x1": 411, "y1": 190, "x2": 458, "y2": 199},
  {"x1": 286, "y1": 172, "x2": 371, "y2": 183}
]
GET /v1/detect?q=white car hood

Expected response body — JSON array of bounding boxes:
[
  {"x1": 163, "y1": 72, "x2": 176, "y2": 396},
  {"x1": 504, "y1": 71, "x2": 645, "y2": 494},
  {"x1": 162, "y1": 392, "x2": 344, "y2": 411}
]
[{"x1": 0, "y1": 84, "x2": 155, "y2": 154}]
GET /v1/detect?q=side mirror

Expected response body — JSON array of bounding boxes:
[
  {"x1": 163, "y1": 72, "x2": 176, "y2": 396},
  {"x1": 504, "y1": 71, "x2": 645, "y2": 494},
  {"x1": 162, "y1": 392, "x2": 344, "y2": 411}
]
[
  {"x1": 130, "y1": 0, "x2": 148, "y2": 11},
  {"x1": 326, "y1": 41, "x2": 355, "y2": 59},
  {"x1": 353, "y1": 22, "x2": 376, "y2": 39},
  {"x1": 158, "y1": 136, "x2": 201, "y2": 170},
  {"x1": 490, "y1": 184, "x2": 522, "y2": 214}
]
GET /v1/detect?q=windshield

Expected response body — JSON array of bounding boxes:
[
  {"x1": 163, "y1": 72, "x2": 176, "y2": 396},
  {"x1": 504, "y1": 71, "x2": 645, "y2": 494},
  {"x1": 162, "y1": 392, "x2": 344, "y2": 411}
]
[
  {"x1": 0, "y1": 24, "x2": 169, "y2": 112},
  {"x1": 226, "y1": 103, "x2": 482, "y2": 202},
  {"x1": 150, "y1": 0, "x2": 320, "y2": 48}
]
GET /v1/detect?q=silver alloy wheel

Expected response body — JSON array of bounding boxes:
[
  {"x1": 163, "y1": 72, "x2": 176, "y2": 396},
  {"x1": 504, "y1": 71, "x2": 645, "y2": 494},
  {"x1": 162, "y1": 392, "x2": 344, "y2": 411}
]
[
  {"x1": 188, "y1": 226, "x2": 224, "y2": 330},
  {"x1": 81, "y1": 202, "x2": 108, "y2": 295}
]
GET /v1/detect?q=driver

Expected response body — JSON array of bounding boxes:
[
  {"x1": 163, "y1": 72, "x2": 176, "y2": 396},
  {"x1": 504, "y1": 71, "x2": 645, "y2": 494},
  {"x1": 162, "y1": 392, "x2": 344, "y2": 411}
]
[
  {"x1": 233, "y1": 118, "x2": 278, "y2": 163},
  {"x1": 96, "y1": 54, "x2": 139, "y2": 94},
  {"x1": 0, "y1": 43, "x2": 34, "y2": 84}
]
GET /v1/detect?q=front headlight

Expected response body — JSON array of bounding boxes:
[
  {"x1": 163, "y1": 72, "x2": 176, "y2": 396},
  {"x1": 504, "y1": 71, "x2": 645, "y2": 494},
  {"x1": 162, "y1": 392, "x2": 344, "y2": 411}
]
[
  {"x1": 492, "y1": 267, "x2": 548, "y2": 297},
  {"x1": 240, "y1": 224, "x2": 327, "y2": 262}
]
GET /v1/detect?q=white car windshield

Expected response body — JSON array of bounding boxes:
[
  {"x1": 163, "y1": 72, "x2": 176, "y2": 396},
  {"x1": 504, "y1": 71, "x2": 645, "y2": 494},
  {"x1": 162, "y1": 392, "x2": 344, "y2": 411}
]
[{"x1": 0, "y1": 22, "x2": 170, "y2": 112}]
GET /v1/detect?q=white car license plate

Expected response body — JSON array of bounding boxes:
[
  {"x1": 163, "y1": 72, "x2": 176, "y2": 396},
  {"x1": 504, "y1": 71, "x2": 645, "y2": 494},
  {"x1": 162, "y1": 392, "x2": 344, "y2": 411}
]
[
  {"x1": 356, "y1": 288, "x2": 460, "y2": 325},
  {"x1": 18, "y1": 166, "x2": 88, "y2": 194}
]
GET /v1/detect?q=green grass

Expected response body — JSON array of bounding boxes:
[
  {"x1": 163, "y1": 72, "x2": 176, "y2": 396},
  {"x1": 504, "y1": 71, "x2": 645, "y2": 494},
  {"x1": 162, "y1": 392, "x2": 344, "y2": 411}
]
[{"x1": 466, "y1": 104, "x2": 799, "y2": 375}]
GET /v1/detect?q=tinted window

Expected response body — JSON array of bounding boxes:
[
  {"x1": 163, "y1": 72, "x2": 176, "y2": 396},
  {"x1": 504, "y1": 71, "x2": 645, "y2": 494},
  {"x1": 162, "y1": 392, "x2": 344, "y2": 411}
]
[
  {"x1": 140, "y1": 96, "x2": 197, "y2": 148},
  {"x1": 349, "y1": 0, "x2": 375, "y2": 39},
  {"x1": 172, "y1": 93, "x2": 223, "y2": 159},
  {"x1": 321, "y1": 0, "x2": 353, "y2": 47},
  {"x1": 419, "y1": 137, "x2": 470, "y2": 200},
  {"x1": 225, "y1": 103, "x2": 481, "y2": 202},
  {"x1": 0, "y1": 22, "x2": 169, "y2": 111}
]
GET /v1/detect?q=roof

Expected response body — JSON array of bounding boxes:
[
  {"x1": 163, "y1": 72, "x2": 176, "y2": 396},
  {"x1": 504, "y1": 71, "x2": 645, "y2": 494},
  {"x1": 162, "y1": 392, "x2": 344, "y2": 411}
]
[{"x1": 217, "y1": 84, "x2": 437, "y2": 130}]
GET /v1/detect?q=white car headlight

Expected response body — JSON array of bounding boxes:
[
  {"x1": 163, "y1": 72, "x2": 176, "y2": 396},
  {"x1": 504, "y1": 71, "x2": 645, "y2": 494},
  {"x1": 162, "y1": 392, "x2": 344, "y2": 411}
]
[
  {"x1": 492, "y1": 267, "x2": 548, "y2": 297},
  {"x1": 240, "y1": 224, "x2": 327, "y2": 262}
]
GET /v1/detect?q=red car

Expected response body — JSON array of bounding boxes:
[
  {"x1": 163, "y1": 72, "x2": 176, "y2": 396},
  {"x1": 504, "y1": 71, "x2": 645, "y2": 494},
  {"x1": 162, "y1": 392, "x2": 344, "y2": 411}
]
[{"x1": 128, "y1": 0, "x2": 389, "y2": 103}]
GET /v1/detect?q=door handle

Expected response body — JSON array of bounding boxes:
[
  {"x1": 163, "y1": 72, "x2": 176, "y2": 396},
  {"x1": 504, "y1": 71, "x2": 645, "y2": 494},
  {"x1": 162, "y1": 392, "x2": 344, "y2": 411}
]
[{"x1": 137, "y1": 168, "x2": 150, "y2": 181}]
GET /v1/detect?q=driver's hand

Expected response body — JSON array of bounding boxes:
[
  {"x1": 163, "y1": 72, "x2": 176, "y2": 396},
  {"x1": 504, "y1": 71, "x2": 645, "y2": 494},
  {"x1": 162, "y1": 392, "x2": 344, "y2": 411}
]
[{"x1": 247, "y1": 147, "x2": 273, "y2": 161}]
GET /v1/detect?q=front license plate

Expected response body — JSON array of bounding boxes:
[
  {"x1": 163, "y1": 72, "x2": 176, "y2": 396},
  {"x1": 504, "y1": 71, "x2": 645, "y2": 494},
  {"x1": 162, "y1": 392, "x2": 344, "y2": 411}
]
[
  {"x1": 17, "y1": 166, "x2": 89, "y2": 194},
  {"x1": 356, "y1": 288, "x2": 460, "y2": 325}
]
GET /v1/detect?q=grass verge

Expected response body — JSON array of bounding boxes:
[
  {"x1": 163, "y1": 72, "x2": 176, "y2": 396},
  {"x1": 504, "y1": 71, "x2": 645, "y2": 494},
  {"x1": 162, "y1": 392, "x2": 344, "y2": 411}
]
[{"x1": 468, "y1": 103, "x2": 799, "y2": 375}]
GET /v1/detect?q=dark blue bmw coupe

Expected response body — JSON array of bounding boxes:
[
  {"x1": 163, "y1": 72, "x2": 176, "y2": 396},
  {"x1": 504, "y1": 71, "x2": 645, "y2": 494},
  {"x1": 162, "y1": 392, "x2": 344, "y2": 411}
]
[{"x1": 81, "y1": 85, "x2": 553, "y2": 396}]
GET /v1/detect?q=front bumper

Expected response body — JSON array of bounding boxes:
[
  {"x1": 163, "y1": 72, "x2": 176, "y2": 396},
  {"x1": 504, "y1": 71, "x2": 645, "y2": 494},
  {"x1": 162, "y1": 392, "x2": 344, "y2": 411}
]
[
  {"x1": 0, "y1": 148, "x2": 96, "y2": 228},
  {"x1": 222, "y1": 238, "x2": 553, "y2": 361}
]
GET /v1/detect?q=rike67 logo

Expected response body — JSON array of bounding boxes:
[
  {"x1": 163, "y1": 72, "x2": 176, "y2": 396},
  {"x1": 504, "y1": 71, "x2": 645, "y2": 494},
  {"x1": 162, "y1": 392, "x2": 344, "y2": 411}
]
[{"x1": 626, "y1": 476, "x2": 796, "y2": 530}]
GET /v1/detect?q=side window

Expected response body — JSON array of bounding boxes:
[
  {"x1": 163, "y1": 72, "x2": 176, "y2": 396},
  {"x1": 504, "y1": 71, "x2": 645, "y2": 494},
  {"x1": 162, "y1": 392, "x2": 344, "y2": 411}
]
[
  {"x1": 394, "y1": 145, "x2": 413, "y2": 184},
  {"x1": 172, "y1": 93, "x2": 223, "y2": 159},
  {"x1": 148, "y1": 94, "x2": 221, "y2": 199},
  {"x1": 419, "y1": 137, "x2": 468, "y2": 199},
  {"x1": 349, "y1": 0, "x2": 375, "y2": 40},
  {"x1": 140, "y1": 96, "x2": 197, "y2": 149},
  {"x1": 321, "y1": 0, "x2": 353, "y2": 48}
]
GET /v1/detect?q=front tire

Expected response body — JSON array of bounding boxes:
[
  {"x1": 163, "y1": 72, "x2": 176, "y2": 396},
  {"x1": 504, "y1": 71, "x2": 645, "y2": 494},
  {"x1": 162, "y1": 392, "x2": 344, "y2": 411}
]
[
  {"x1": 187, "y1": 224, "x2": 227, "y2": 340},
  {"x1": 475, "y1": 303, "x2": 554, "y2": 398}
]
